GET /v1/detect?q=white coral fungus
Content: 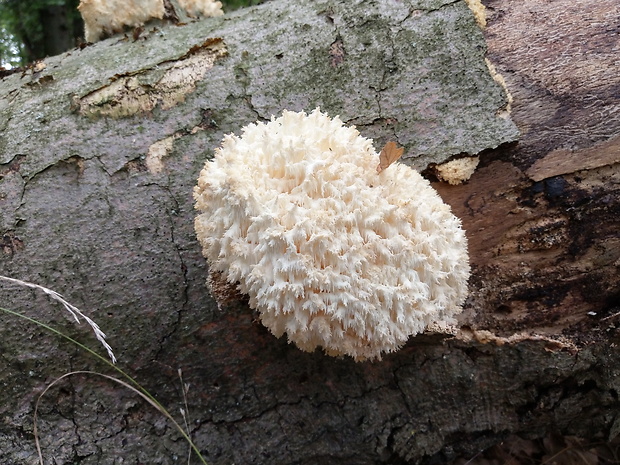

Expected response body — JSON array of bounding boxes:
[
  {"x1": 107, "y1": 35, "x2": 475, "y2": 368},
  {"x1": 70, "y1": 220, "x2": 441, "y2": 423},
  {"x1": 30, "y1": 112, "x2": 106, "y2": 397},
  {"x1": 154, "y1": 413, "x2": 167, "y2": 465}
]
[
  {"x1": 79, "y1": 0, "x2": 223, "y2": 42},
  {"x1": 79, "y1": 0, "x2": 164, "y2": 42},
  {"x1": 194, "y1": 109, "x2": 469, "y2": 361},
  {"x1": 178, "y1": 0, "x2": 223, "y2": 18}
]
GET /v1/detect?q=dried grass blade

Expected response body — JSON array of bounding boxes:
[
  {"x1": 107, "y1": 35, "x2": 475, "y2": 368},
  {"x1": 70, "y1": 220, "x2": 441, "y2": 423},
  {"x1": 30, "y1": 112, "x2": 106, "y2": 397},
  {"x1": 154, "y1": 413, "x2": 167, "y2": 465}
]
[{"x1": 0, "y1": 275, "x2": 116, "y2": 363}]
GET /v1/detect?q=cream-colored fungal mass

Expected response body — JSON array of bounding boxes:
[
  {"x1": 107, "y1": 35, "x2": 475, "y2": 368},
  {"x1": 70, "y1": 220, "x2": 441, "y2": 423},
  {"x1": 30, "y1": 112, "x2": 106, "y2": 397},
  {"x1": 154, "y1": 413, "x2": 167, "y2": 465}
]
[
  {"x1": 435, "y1": 156, "x2": 480, "y2": 185},
  {"x1": 194, "y1": 109, "x2": 470, "y2": 361},
  {"x1": 79, "y1": 0, "x2": 223, "y2": 42},
  {"x1": 178, "y1": 0, "x2": 223, "y2": 18},
  {"x1": 79, "y1": 0, "x2": 164, "y2": 42}
]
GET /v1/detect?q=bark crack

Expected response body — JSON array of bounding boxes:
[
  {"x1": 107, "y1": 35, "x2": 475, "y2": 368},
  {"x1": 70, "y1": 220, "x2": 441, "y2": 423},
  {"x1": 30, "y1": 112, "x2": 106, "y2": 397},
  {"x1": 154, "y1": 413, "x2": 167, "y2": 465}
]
[
  {"x1": 150, "y1": 182, "x2": 189, "y2": 359},
  {"x1": 233, "y1": 59, "x2": 261, "y2": 121}
]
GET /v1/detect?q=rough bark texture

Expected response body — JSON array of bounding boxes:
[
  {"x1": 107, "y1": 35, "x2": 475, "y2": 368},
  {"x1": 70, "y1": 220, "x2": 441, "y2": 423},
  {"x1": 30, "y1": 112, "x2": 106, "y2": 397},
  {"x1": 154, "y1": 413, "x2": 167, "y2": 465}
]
[{"x1": 0, "y1": 0, "x2": 618, "y2": 464}]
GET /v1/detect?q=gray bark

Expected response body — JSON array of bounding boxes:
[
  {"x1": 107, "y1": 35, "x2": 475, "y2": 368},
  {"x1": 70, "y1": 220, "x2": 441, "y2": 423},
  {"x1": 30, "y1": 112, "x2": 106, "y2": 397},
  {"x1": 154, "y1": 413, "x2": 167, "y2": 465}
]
[{"x1": 0, "y1": 0, "x2": 618, "y2": 464}]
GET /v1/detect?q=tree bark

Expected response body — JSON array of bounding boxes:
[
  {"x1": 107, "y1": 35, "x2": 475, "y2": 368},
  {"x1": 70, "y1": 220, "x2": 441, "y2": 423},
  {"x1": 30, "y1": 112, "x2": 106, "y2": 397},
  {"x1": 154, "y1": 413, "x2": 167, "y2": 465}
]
[{"x1": 0, "y1": 0, "x2": 618, "y2": 464}]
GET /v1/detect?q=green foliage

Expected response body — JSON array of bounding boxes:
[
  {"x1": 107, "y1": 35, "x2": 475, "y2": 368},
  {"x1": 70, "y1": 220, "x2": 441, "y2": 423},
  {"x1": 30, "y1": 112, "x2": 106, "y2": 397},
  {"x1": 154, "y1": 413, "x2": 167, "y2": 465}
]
[
  {"x1": 0, "y1": 24, "x2": 22, "y2": 68},
  {"x1": 0, "y1": 0, "x2": 24, "y2": 67},
  {"x1": 0, "y1": 0, "x2": 82, "y2": 66}
]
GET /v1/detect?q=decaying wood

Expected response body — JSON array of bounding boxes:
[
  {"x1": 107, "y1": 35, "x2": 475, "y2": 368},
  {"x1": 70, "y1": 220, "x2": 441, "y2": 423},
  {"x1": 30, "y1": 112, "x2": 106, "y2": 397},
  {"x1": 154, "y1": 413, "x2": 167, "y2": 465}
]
[
  {"x1": 443, "y1": 0, "x2": 620, "y2": 340},
  {"x1": 0, "y1": 0, "x2": 618, "y2": 463}
]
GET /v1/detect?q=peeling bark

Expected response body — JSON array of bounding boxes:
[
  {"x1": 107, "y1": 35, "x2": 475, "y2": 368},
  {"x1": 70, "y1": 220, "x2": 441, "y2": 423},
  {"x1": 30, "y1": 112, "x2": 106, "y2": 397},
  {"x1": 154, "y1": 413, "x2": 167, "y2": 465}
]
[
  {"x1": 0, "y1": 0, "x2": 618, "y2": 464},
  {"x1": 76, "y1": 38, "x2": 227, "y2": 118}
]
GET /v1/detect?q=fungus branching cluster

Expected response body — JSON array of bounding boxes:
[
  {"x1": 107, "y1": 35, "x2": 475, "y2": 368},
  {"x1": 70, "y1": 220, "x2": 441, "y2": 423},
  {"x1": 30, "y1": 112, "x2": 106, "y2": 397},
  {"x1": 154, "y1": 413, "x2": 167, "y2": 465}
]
[{"x1": 194, "y1": 109, "x2": 469, "y2": 361}]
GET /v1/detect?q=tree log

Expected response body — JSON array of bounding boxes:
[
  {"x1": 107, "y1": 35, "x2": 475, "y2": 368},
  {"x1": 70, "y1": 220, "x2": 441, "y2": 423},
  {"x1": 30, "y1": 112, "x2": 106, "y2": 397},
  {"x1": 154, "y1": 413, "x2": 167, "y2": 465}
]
[{"x1": 0, "y1": 0, "x2": 618, "y2": 464}]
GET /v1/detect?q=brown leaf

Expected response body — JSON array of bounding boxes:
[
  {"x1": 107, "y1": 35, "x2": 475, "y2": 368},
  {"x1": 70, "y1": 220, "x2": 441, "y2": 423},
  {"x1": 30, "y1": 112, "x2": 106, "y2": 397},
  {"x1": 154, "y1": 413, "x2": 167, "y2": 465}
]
[{"x1": 376, "y1": 141, "x2": 404, "y2": 173}]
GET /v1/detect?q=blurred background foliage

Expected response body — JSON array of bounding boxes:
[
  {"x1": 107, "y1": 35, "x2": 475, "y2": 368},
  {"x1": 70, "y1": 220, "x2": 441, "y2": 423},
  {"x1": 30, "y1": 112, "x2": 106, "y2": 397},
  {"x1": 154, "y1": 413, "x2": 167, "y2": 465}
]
[{"x1": 0, "y1": 0, "x2": 265, "y2": 67}]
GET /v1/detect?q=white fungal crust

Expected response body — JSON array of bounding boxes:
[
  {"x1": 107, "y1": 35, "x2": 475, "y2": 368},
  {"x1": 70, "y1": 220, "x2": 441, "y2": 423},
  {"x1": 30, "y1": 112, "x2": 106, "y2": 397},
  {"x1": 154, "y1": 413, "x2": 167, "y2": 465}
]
[{"x1": 194, "y1": 109, "x2": 470, "y2": 361}]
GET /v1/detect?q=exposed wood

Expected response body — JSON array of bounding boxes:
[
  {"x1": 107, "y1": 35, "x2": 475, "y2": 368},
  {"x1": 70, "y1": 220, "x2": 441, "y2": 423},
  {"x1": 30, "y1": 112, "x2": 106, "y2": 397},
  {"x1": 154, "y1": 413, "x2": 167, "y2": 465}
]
[
  {"x1": 526, "y1": 135, "x2": 620, "y2": 182},
  {"x1": 442, "y1": 0, "x2": 620, "y2": 343}
]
